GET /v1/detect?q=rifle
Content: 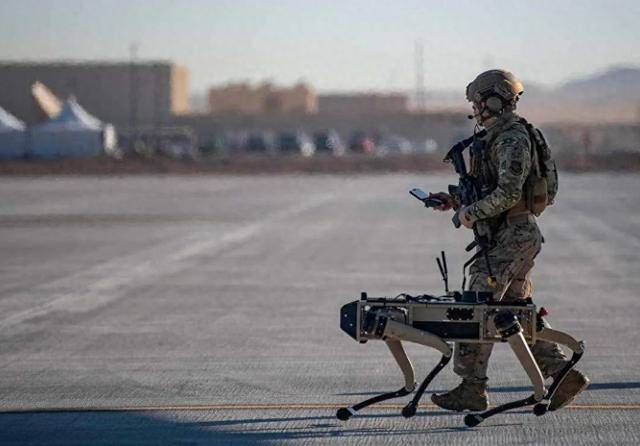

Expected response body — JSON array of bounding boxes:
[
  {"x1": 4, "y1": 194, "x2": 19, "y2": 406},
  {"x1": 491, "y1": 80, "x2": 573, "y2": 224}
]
[{"x1": 443, "y1": 130, "x2": 497, "y2": 289}]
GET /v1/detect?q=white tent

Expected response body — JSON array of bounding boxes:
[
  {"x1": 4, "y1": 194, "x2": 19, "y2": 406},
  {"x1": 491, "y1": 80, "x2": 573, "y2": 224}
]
[
  {"x1": 0, "y1": 106, "x2": 27, "y2": 159},
  {"x1": 29, "y1": 97, "x2": 116, "y2": 159}
]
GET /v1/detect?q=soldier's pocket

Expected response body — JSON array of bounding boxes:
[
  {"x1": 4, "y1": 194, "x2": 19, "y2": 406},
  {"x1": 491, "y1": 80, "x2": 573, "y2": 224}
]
[
  {"x1": 495, "y1": 222, "x2": 539, "y2": 253},
  {"x1": 510, "y1": 222, "x2": 541, "y2": 253}
]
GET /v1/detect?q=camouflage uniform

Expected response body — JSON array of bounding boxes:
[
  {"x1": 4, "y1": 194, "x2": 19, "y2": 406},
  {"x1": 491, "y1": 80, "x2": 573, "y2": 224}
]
[{"x1": 455, "y1": 111, "x2": 568, "y2": 384}]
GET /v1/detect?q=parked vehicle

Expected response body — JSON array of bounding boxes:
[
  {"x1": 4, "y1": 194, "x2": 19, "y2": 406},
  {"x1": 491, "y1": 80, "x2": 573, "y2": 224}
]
[
  {"x1": 158, "y1": 132, "x2": 198, "y2": 159},
  {"x1": 375, "y1": 134, "x2": 414, "y2": 156},
  {"x1": 224, "y1": 131, "x2": 249, "y2": 155},
  {"x1": 278, "y1": 131, "x2": 315, "y2": 156},
  {"x1": 245, "y1": 132, "x2": 276, "y2": 153},
  {"x1": 200, "y1": 134, "x2": 227, "y2": 155},
  {"x1": 313, "y1": 130, "x2": 346, "y2": 156},
  {"x1": 414, "y1": 138, "x2": 439, "y2": 154},
  {"x1": 348, "y1": 131, "x2": 375, "y2": 154}
]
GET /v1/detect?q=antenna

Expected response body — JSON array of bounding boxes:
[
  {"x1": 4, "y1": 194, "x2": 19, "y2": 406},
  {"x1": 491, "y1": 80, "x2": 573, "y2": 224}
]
[
  {"x1": 436, "y1": 250, "x2": 449, "y2": 294},
  {"x1": 442, "y1": 250, "x2": 448, "y2": 277}
]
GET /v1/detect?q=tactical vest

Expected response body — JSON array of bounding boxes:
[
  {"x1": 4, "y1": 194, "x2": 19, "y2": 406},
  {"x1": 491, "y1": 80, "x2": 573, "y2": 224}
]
[{"x1": 470, "y1": 118, "x2": 558, "y2": 218}]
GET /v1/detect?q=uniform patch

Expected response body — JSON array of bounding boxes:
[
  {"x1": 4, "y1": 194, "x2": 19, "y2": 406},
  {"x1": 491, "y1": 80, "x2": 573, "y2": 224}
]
[{"x1": 496, "y1": 137, "x2": 517, "y2": 147}]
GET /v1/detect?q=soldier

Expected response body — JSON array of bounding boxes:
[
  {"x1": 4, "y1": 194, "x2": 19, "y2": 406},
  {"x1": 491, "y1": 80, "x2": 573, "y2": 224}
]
[{"x1": 428, "y1": 69, "x2": 589, "y2": 412}]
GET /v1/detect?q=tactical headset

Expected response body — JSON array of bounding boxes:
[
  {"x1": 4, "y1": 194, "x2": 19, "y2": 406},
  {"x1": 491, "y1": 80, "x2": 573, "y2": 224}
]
[
  {"x1": 467, "y1": 95, "x2": 506, "y2": 120},
  {"x1": 484, "y1": 95, "x2": 505, "y2": 113},
  {"x1": 467, "y1": 93, "x2": 520, "y2": 120}
]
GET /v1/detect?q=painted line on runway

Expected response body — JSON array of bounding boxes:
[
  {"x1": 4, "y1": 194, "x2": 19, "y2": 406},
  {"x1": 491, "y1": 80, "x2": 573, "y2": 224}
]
[
  {"x1": 1, "y1": 403, "x2": 639, "y2": 414},
  {"x1": 0, "y1": 192, "x2": 336, "y2": 331}
]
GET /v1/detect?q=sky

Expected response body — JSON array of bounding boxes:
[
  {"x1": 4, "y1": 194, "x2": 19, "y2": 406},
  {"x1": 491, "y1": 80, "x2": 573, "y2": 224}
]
[{"x1": 1, "y1": 0, "x2": 639, "y2": 94}]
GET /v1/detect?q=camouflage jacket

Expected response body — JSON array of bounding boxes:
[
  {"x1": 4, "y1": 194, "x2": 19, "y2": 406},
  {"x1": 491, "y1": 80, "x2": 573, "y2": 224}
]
[{"x1": 465, "y1": 112, "x2": 532, "y2": 222}]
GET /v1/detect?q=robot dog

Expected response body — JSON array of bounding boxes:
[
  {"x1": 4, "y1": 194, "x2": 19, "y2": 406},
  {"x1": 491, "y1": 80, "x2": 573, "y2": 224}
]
[{"x1": 337, "y1": 191, "x2": 585, "y2": 427}]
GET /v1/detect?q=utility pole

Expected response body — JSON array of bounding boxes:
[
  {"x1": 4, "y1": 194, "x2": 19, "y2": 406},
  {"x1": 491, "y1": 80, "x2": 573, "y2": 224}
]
[
  {"x1": 129, "y1": 43, "x2": 138, "y2": 149},
  {"x1": 414, "y1": 40, "x2": 426, "y2": 112}
]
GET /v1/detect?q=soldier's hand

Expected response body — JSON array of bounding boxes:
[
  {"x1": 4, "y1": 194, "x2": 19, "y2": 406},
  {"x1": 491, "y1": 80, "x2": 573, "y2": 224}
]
[
  {"x1": 429, "y1": 192, "x2": 454, "y2": 211},
  {"x1": 458, "y1": 206, "x2": 475, "y2": 229}
]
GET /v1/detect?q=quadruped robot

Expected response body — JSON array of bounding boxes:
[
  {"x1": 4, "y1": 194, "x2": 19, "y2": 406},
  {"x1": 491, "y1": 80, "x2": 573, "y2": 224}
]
[{"x1": 336, "y1": 189, "x2": 585, "y2": 427}]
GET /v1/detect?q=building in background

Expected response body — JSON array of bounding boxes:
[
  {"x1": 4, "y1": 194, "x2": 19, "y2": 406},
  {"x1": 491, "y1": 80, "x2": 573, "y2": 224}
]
[
  {"x1": 318, "y1": 93, "x2": 410, "y2": 115},
  {"x1": 0, "y1": 61, "x2": 189, "y2": 127},
  {"x1": 208, "y1": 82, "x2": 316, "y2": 114}
]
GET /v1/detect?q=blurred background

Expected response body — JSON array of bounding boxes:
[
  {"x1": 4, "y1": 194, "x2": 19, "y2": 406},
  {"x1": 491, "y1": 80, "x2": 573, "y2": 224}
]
[{"x1": 0, "y1": 0, "x2": 638, "y2": 171}]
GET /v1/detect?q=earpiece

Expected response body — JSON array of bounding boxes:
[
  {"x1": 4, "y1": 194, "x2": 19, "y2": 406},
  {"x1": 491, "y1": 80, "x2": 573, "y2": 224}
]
[{"x1": 485, "y1": 96, "x2": 504, "y2": 113}]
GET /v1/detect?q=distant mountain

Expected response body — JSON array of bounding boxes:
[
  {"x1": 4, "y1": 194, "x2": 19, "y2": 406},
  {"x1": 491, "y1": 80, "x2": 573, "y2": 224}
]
[
  {"x1": 418, "y1": 66, "x2": 640, "y2": 123},
  {"x1": 557, "y1": 66, "x2": 640, "y2": 105}
]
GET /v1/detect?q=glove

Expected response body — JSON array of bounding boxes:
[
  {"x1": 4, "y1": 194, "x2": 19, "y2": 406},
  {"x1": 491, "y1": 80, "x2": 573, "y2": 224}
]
[
  {"x1": 428, "y1": 192, "x2": 454, "y2": 211},
  {"x1": 457, "y1": 206, "x2": 476, "y2": 229}
]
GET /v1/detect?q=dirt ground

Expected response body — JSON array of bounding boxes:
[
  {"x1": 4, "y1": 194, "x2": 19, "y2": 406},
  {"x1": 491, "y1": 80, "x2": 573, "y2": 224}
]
[{"x1": 1, "y1": 152, "x2": 639, "y2": 176}]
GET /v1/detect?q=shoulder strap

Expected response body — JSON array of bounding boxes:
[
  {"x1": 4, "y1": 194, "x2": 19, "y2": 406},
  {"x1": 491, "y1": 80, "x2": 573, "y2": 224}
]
[{"x1": 518, "y1": 117, "x2": 541, "y2": 177}]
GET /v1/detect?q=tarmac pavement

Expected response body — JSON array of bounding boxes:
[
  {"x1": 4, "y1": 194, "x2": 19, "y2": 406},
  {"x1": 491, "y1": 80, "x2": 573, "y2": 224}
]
[{"x1": 0, "y1": 173, "x2": 639, "y2": 445}]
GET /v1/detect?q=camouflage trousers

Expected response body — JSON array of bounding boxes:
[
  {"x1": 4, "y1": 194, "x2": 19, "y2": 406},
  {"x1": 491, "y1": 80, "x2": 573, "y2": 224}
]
[{"x1": 454, "y1": 218, "x2": 568, "y2": 384}]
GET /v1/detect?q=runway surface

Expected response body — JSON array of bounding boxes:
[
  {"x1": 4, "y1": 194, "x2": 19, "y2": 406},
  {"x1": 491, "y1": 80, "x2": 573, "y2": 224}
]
[{"x1": 0, "y1": 173, "x2": 639, "y2": 445}]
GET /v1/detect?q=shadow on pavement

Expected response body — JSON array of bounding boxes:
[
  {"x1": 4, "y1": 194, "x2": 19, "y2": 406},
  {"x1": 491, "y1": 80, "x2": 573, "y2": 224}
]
[
  {"x1": 0, "y1": 409, "x2": 494, "y2": 446},
  {"x1": 6, "y1": 381, "x2": 633, "y2": 445},
  {"x1": 336, "y1": 380, "x2": 640, "y2": 396}
]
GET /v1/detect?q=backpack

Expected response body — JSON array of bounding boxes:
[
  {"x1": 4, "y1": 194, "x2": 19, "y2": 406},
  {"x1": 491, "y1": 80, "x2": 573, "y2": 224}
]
[{"x1": 520, "y1": 119, "x2": 558, "y2": 216}]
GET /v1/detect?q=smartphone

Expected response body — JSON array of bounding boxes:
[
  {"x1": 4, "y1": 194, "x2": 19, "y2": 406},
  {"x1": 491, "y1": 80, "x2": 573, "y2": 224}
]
[
  {"x1": 410, "y1": 188, "x2": 430, "y2": 201},
  {"x1": 410, "y1": 188, "x2": 444, "y2": 207}
]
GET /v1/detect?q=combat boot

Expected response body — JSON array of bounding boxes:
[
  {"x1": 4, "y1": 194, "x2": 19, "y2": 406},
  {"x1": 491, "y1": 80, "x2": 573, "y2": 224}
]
[
  {"x1": 549, "y1": 369, "x2": 590, "y2": 411},
  {"x1": 431, "y1": 379, "x2": 489, "y2": 412}
]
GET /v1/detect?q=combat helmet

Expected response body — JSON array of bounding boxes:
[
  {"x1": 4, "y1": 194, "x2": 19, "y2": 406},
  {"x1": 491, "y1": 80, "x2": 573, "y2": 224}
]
[{"x1": 466, "y1": 69, "x2": 524, "y2": 113}]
